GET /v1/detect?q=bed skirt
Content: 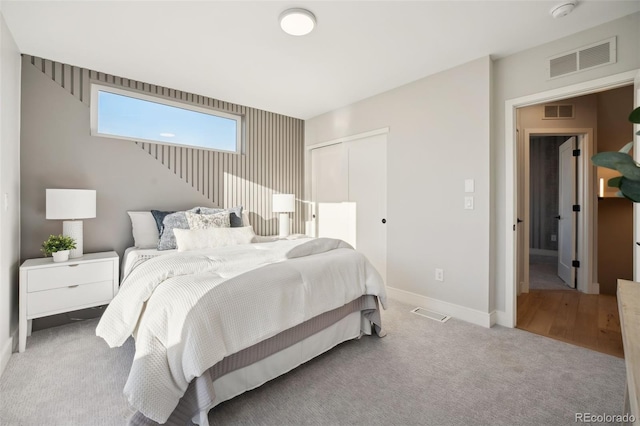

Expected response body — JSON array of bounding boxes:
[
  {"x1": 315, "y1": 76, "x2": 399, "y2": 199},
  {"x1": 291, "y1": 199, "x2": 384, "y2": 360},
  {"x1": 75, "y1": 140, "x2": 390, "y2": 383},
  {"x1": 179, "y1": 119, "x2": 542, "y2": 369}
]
[{"x1": 128, "y1": 295, "x2": 384, "y2": 425}]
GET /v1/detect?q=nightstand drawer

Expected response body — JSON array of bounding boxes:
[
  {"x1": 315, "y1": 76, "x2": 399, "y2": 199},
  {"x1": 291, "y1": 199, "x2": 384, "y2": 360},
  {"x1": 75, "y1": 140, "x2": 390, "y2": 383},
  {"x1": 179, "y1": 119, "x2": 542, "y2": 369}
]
[
  {"x1": 27, "y1": 261, "x2": 114, "y2": 293},
  {"x1": 27, "y1": 280, "x2": 113, "y2": 317}
]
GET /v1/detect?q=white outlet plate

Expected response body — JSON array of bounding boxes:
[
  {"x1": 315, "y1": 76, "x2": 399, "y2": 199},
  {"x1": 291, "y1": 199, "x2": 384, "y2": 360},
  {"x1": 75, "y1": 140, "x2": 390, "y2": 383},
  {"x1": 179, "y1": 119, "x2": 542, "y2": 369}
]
[
  {"x1": 551, "y1": 234, "x2": 557, "y2": 242},
  {"x1": 435, "y1": 268, "x2": 444, "y2": 282}
]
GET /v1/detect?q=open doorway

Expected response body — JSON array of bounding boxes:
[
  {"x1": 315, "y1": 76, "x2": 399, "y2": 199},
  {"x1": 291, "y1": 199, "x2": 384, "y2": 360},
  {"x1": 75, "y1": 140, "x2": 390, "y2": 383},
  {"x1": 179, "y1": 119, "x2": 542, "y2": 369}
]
[
  {"x1": 515, "y1": 86, "x2": 634, "y2": 358},
  {"x1": 528, "y1": 134, "x2": 579, "y2": 291}
]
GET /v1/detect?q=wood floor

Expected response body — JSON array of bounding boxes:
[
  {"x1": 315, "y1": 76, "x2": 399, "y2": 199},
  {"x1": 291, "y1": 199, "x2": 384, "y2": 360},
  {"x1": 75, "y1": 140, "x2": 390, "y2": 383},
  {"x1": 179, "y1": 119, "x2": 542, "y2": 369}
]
[{"x1": 517, "y1": 290, "x2": 624, "y2": 358}]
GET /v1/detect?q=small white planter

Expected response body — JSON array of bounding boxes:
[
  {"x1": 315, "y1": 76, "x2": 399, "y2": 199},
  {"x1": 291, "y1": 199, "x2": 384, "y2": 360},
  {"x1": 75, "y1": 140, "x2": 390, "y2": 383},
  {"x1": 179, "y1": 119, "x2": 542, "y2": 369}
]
[{"x1": 52, "y1": 250, "x2": 70, "y2": 263}]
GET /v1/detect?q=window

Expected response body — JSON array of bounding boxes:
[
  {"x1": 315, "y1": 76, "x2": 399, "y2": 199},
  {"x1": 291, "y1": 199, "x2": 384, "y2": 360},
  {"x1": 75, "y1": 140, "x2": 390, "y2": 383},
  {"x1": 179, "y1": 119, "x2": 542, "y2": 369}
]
[{"x1": 90, "y1": 84, "x2": 242, "y2": 153}]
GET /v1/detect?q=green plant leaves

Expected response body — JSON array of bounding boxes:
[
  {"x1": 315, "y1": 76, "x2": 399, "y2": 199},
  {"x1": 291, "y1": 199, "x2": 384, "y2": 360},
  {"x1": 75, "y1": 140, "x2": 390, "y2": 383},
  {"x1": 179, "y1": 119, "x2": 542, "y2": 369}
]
[
  {"x1": 629, "y1": 106, "x2": 640, "y2": 124},
  {"x1": 41, "y1": 234, "x2": 77, "y2": 257},
  {"x1": 591, "y1": 151, "x2": 640, "y2": 181},
  {"x1": 619, "y1": 177, "x2": 640, "y2": 202}
]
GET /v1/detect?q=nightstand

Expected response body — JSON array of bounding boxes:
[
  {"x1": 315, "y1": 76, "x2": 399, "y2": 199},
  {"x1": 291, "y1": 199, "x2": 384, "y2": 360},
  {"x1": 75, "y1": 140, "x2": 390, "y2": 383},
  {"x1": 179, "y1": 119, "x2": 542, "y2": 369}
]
[{"x1": 18, "y1": 251, "x2": 119, "y2": 352}]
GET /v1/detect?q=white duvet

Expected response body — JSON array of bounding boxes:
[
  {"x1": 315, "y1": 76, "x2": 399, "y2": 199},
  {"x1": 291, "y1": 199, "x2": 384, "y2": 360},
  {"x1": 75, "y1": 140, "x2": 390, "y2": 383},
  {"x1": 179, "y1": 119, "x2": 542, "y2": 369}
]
[{"x1": 96, "y1": 238, "x2": 386, "y2": 423}]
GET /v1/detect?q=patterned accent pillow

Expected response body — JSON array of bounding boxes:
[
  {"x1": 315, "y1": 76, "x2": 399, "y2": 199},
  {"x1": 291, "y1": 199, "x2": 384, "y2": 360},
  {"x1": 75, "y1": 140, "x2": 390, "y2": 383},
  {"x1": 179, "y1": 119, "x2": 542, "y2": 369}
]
[
  {"x1": 186, "y1": 211, "x2": 230, "y2": 230},
  {"x1": 197, "y1": 206, "x2": 243, "y2": 227},
  {"x1": 151, "y1": 207, "x2": 199, "y2": 233},
  {"x1": 156, "y1": 211, "x2": 189, "y2": 251}
]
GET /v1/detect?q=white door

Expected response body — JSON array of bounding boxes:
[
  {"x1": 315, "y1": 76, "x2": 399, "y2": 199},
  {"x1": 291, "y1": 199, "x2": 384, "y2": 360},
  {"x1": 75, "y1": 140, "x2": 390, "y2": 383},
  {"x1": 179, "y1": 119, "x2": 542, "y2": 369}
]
[
  {"x1": 346, "y1": 134, "x2": 387, "y2": 283},
  {"x1": 558, "y1": 136, "x2": 577, "y2": 288},
  {"x1": 310, "y1": 133, "x2": 388, "y2": 284},
  {"x1": 310, "y1": 143, "x2": 351, "y2": 243}
]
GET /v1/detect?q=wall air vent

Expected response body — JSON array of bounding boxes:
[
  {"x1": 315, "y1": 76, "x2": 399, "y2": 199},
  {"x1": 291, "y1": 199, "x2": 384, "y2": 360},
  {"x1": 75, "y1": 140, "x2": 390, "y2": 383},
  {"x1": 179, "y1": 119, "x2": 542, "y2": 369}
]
[
  {"x1": 548, "y1": 37, "x2": 616, "y2": 79},
  {"x1": 410, "y1": 307, "x2": 451, "y2": 323},
  {"x1": 543, "y1": 104, "x2": 574, "y2": 120}
]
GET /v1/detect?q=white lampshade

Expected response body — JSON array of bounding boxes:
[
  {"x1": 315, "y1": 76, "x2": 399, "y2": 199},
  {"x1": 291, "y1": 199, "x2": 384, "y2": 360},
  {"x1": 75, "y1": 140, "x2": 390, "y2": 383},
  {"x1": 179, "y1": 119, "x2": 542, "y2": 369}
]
[
  {"x1": 272, "y1": 194, "x2": 295, "y2": 213},
  {"x1": 46, "y1": 189, "x2": 96, "y2": 219}
]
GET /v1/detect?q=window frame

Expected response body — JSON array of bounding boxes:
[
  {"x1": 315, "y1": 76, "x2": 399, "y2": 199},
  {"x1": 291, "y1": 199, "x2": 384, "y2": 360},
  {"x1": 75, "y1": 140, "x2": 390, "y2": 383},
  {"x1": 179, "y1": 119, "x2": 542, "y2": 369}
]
[{"x1": 89, "y1": 83, "x2": 243, "y2": 154}]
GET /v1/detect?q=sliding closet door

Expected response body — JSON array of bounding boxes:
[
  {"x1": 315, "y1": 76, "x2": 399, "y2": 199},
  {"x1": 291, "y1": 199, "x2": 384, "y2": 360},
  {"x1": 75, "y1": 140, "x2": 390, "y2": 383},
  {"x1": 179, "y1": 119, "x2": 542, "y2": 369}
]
[
  {"x1": 310, "y1": 143, "x2": 352, "y2": 243},
  {"x1": 346, "y1": 134, "x2": 387, "y2": 284},
  {"x1": 311, "y1": 133, "x2": 388, "y2": 284}
]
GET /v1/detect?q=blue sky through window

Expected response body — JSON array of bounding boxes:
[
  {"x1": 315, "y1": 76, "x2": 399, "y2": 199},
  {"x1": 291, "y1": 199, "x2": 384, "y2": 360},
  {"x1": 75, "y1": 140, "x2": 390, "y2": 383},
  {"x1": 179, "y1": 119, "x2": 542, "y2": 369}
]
[{"x1": 96, "y1": 91, "x2": 238, "y2": 152}]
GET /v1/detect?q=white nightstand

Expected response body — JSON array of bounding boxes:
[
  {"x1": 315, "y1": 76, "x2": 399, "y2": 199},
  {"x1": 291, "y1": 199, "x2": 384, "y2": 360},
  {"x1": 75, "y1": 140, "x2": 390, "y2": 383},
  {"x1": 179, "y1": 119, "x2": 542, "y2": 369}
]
[{"x1": 18, "y1": 251, "x2": 119, "y2": 352}]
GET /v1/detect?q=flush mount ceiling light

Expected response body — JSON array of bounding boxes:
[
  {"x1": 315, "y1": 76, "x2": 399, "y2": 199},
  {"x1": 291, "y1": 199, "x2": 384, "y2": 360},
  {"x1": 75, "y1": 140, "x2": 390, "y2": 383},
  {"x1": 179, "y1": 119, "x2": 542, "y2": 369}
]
[
  {"x1": 550, "y1": 1, "x2": 577, "y2": 18},
  {"x1": 279, "y1": 8, "x2": 316, "y2": 36}
]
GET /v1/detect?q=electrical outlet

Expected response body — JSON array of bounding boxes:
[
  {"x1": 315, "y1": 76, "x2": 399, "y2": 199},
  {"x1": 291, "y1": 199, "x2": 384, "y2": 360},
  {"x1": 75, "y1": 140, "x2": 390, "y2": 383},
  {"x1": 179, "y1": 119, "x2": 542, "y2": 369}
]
[
  {"x1": 435, "y1": 268, "x2": 444, "y2": 282},
  {"x1": 551, "y1": 234, "x2": 557, "y2": 242}
]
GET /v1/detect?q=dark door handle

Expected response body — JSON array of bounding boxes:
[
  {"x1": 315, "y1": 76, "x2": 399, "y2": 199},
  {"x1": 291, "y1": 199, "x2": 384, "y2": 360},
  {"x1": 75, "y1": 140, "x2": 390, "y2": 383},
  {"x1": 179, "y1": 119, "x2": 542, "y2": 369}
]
[
  {"x1": 381, "y1": 218, "x2": 387, "y2": 224},
  {"x1": 555, "y1": 215, "x2": 561, "y2": 219},
  {"x1": 517, "y1": 218, "x2": 523, "y2": 223}
]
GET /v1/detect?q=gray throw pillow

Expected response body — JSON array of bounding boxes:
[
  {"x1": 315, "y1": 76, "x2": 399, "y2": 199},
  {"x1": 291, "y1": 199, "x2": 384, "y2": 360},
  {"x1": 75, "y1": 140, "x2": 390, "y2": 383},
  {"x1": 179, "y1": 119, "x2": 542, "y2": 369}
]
[
  {"x1": 197, "y1": 206, "x2": 243, "y2": 227},
  {"x1": 157, "y1": 211, "x2": 189, "y2": 250}
]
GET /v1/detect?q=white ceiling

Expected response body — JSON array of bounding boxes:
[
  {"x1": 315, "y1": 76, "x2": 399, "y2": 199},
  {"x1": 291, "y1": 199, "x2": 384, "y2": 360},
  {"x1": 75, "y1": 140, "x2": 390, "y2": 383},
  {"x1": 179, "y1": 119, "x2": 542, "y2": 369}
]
[{"x1": 2, "y1": 1, "x2": 639, "y2": 119}]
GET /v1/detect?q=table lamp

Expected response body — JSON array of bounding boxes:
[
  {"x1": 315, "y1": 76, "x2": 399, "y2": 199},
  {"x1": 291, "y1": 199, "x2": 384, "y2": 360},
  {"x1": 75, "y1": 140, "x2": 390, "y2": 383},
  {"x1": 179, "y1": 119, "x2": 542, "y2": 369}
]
[
  {"x1": 272, "y1": 194, "x2": 295, "y2": 238},
  {"x1": 46, "y1": 189, "x2": 96, "y2": 258}
]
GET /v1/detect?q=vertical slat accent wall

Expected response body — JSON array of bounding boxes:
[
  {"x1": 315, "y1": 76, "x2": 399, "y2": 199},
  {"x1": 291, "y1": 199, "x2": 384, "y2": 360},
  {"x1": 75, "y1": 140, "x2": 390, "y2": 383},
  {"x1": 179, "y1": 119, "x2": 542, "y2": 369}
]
[{"x1": 26, "y1": 55, "x2": 304, "y2": 236}]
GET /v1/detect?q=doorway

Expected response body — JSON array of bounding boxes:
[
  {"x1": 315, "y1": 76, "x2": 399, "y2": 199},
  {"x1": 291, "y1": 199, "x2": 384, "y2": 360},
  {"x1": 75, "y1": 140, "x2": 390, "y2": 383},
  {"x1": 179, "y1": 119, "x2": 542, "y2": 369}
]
[
  {"x1": 513, "y1": 86, "x2": 634, "y2": 358},
  {"x1": 527, "y1": 135, "x2": 578, "y2": 291}
]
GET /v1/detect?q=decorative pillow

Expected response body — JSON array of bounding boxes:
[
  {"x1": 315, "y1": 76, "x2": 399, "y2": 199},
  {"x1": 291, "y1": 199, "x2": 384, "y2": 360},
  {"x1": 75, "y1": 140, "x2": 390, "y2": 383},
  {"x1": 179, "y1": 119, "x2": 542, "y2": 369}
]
[
  {"x1": 127, "y1": 211, "x2": 159, "y2": 249},
  {"x1": 242, "y1": 211, "x2": 250, "y2": 227},
  {"x1": 156, "y1": 211, "x2": 190, "y2": 251},
  {"x1": 174, "y1": 226, "x2": 256, "y2": 252},
  {"x1": 185, "y1": 211, "x2": 230, "y2": 230},
  {"x1": 151, "y1": 207, "x2": 199, "y2": 233},
  {"x1": 197, "y1": 206, "x2": 243, "y2": 227}
]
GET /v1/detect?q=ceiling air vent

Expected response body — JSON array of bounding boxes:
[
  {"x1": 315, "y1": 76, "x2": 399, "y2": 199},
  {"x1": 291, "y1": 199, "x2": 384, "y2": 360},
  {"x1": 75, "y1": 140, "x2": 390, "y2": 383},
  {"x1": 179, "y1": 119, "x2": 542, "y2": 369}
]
[
  {"x1": 543, "y1": 104, "x2": 574, "y2": 120},
  {"x1": 548, "y1": 37, "x2": 616, "y2": 79}
]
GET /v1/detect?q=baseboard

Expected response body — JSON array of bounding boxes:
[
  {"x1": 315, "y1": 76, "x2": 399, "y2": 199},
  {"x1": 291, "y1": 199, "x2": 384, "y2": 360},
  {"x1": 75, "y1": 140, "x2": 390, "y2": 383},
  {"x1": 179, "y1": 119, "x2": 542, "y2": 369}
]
[
  {"x1": 492, "y1": 310, "x2": 513, "y2": 327},
  {"x1": 0, "y1": 330, "x2": 16, "y2": 378},
  {"x1": 386, "y1": 286, "x2": 493, "y2": 328}
]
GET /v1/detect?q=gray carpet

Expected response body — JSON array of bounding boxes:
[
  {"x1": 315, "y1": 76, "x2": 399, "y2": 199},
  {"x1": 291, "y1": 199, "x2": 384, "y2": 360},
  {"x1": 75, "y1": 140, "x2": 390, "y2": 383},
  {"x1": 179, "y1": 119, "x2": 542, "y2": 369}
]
[
  {"x1": 529, "y1": 254, "x2": 573, "y2": 291},
  {"x1": 0, "y1": 299, "x2": 626, "y2": 426}
]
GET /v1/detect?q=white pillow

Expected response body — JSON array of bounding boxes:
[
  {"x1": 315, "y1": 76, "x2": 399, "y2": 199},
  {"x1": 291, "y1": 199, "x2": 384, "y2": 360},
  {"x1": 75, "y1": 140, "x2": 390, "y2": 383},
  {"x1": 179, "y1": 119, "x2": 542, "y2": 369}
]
[
  {"x1": 174, "y1": 226, "x2": 256, "y2": 252},
  {"x1": 127, "y1": 211, "x2": 160, "y2": 248},
  {"x1": 242, "y1": 211, "x2": 251, "y2": 227}
]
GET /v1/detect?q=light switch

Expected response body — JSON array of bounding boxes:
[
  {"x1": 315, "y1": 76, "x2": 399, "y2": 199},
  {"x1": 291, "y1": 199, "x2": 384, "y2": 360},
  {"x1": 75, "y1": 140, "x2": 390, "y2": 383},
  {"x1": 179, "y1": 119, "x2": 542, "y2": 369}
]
[
  {"x1": 464, "y1": 179, "x2": 475, "y2": 193},
  {"x1": 464, "y1": 196, "x2": 474, "y2": 210},
  {"x1": 3, "y1": 193, "x2": 7, "y2": 212}
]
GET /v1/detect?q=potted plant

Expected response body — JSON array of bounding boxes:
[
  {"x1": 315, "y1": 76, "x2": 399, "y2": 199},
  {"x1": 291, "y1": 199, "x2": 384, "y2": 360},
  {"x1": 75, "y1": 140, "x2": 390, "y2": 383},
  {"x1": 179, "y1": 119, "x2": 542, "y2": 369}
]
[
  {"x1": 591, "y1": 106, "x2": 640, "y2": 201},
  {"x1": 41, "y1": 234, "x2": 76, "y2": 262}
]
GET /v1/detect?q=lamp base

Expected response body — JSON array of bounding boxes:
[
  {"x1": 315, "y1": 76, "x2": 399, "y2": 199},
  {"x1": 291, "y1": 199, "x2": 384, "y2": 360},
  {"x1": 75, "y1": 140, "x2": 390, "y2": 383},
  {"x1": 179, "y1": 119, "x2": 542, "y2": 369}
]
[
  {"x1": 63, "y1": 220, "x2": 84, "y2": 258},
  {"x1": 278, "y1": 213, "x2": 290, "y2": 239}
]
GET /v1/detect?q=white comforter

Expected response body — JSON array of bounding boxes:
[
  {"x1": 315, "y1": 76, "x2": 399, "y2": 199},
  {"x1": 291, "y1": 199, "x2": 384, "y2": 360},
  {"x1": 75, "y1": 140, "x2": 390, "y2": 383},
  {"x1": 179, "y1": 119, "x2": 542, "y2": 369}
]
[{"x1": 96, "y1": 238, "x2": 386, "y2": 423}]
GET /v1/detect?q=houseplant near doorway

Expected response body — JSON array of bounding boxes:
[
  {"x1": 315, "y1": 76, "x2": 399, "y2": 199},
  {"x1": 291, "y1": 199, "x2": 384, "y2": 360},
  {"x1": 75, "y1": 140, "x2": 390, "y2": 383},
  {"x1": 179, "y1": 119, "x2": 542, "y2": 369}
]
[
  {"x1": 41, "y1": 234, "x2": 77, "y2": 262},
  {"x1": 591, "y1": 107, "x2": 640, "y2": 201}
]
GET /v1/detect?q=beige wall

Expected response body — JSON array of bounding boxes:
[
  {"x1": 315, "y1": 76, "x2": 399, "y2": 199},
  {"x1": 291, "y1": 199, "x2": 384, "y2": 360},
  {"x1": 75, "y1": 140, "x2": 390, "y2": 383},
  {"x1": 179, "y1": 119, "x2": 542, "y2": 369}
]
[
  {"x1": 20, "y1": 56, "x2": 305, "y2": 262},
  {"x1": 306, "y1": 56, "x2": 492, "y2": 316},
  {"x1": 596, "y1": 85, "x2": 633, "y2": 295},
  {"x1": 0, "y1": 12, "x2": 21, "y2": 376}
]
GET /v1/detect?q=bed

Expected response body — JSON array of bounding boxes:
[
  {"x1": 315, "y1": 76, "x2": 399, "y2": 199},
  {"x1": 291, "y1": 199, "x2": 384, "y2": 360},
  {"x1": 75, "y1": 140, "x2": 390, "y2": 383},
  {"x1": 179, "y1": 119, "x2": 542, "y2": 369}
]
[{"x1": 97, "y1": 227, "x2": 386, "y2": 425}]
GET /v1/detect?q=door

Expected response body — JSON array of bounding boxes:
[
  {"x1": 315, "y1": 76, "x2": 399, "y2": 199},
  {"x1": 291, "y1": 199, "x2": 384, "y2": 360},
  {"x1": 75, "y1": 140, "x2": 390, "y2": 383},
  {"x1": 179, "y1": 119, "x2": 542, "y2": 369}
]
[
  {"x1": 346, "y1": 134, "x2": 387, "y2": 283},
  {"x1": 310, "y1": 133, "x2": 388, "y2": 284},
  {"x1": 558, "y1": 136, "x2": 577, "y2": 288},
  {"x1": 310, "y1": 143, "x2": 351, "y2": 243}
]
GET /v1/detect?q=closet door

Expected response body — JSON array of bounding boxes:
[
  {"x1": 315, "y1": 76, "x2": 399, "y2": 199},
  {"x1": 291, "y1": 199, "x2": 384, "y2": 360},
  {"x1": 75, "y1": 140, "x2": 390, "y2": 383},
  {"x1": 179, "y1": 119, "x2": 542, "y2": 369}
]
[
  {"x1": 346, "y1": 134, "x2": 387, "y2": 284},
  {"x1": 310, "y1": 143, "x2": 352, "y2": 243},
  {"x1": 310, "y1": 133, "x2": 388, "y2": 285}
]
